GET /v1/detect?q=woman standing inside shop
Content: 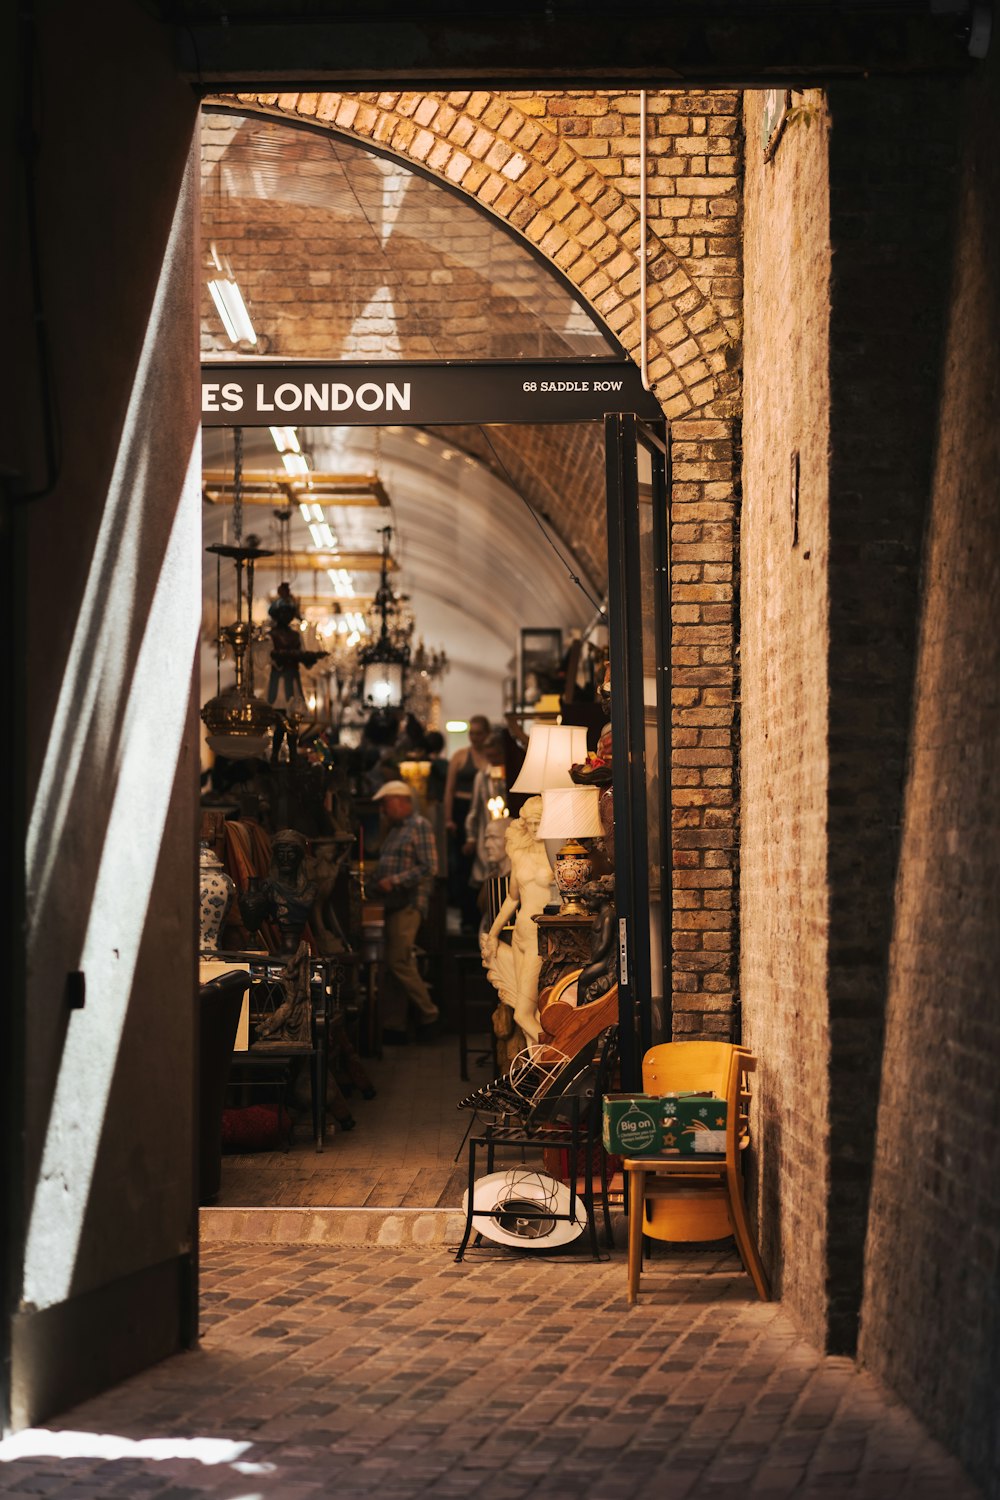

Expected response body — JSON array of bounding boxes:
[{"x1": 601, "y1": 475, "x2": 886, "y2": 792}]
[{"x1": 443, "y1": 714, "x2": 492, "y2": 932}]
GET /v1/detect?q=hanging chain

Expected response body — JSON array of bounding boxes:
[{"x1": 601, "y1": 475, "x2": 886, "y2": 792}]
[
  {"x1": 233, "y1": 425, "x2": 244, "y2": 545},
  {"x1": 276, "y1": 504, "x2": 292, "y2": 581}
]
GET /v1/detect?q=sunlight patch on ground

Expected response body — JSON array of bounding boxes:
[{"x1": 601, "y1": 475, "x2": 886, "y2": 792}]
[{"x1": 0, "y1": 1429, "x2": 251, "y2": 1465}]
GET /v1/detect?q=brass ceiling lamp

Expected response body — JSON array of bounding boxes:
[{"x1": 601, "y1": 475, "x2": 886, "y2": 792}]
[{"x1": 201, "y1": 427, "x2": 278, "y2": 759}]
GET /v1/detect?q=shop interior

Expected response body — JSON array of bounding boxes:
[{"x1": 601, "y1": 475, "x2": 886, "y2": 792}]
[{"x1": 197, "y1": 107, "x2": 624, "y2": 1225}]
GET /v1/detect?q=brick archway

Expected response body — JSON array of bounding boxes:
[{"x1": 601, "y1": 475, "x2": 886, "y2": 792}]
[
  {"x1": 219, "y1": 88, "x2": 740, "y2": 422},
  {"x1": 209, "y1": 85, "x2": 742, "y2": 1038}
]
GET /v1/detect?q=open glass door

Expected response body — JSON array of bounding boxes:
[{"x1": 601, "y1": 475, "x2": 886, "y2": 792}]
[{"x1": 605, "y1": 414, "x2": 671, "y2": 1088}]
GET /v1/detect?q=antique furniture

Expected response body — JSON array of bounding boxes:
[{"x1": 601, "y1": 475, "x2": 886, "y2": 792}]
[
  {"x1": 532, "y1": 911, "x2": 592, "y2": 994},
  {"x1": 624, "y1": 1042, "x2": 770, "y2": 1305},
  {"x1": 455, "y1": 1027, "x2": 618, "y2": 1263},
  {"x1": 198, "y1": 968, "x2": 252, "y2": 1204}
]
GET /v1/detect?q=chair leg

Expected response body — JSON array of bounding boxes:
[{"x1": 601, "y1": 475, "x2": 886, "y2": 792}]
[
  {"x1": 600, "y1": 1148, "x2": 614, "y2": 1250},
  {"x1": 455, "y1": 1138, "x2": 480, "y2": 1263},
  {"x1": 626, "y1": 1167, "x2": 645, "y2": 1306},
  {"x1": 584, "y1": 1176, "x2": 600, "y2": 1261},
  {"x1": 725, "y1": 1163, "x2": 771, "y2": 1301}
]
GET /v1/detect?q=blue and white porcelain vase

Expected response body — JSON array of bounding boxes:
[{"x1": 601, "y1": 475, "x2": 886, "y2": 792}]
[{"x1": 199, "y1": 841, "x2": 235, "y2": 952}]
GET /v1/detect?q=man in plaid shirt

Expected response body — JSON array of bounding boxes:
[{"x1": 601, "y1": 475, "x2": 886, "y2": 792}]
[{"x1": 373, "y1": 780, "x2": 439, "y2": 1039}]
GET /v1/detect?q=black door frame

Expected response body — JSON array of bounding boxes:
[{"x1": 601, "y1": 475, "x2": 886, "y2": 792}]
[{"x1": 605, "y1": 413, "x2": 672, "y2": 1088}]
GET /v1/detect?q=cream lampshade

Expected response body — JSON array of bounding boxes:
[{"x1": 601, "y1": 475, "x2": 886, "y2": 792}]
[
  {"x1": 509, "y1": 723, "x2": 589, "y2": 793},
  {"x1": 537, "y1": 786, "x2": 603, "y2": 914}
]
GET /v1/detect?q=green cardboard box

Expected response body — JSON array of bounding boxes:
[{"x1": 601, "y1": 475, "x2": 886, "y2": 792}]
[
  {"x1": 602, "y1": 1094, "x2": 666, "y2": 1156},
  {"x1": 602, "y1": 1092, "x2": 727, "y2": 1157}
]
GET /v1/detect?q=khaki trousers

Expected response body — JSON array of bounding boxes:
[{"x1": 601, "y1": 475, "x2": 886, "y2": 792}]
[{"x1": 383, "y1": 905, "x2": 438, "y2": 1028}]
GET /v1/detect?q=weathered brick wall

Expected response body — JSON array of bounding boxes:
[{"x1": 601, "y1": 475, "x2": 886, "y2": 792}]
[
  {"x1": 858, "y1": 46, "x2": 1000, "y2": 1496},
  {"x1": 740, "y1": 89, "x2": 833, "y2": 1333},
  {"x1": 742, "y1": 64, "x2": 1000, "y2": 1490},
  {"x1": 823, "y1": 77, "x2": 962, "y2": 1356},
  {"x1": 210, "y1": 87, "x2": 744, "y2": 1040}
]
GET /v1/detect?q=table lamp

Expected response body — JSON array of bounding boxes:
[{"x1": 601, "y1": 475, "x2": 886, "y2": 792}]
[
  {"x1": 510, "y1": 723, "x2": 589, "y2": 792},
  {"x1": 537, "y1": 786, "x2": 603, "y2": 914}
]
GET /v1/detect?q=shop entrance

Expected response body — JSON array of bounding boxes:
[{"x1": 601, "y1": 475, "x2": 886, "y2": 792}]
[
  {"x1": 194, "y1": 103, "x2": 671, "y2": 1209},
  {"x1": 200, "y1": 357, "x2": 667, "y2": 1206}
]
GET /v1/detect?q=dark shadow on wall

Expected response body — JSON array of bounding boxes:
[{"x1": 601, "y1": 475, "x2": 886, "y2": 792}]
[
  {"x1": 823, "y1": 75, "x2": 964, "y2": 1355},
  {"x1": 857, "y1": 38, "x2": 1000, "y2": 1499}
]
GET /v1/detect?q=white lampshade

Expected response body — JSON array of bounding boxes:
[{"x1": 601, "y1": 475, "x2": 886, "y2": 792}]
[
  {"x1": 510, "y1": 723, "x2": 589, "y2": 792},
  {"x1": 537, "y1": 787, "x2": 603, "y2": 840}
]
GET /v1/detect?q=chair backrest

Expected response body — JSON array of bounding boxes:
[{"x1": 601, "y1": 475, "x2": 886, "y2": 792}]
[
  {"x1": 642, "y1": 1041, "x2": 755, "y2": 1159},
  {"x1": 530, "y1": 1025, "x2": 619, "y2": 1126}
]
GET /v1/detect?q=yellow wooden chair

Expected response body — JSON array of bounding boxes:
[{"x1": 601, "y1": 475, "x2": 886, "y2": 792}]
[{"x1": 624, "y1": 1041, "x2": 770, "y2": 1304}]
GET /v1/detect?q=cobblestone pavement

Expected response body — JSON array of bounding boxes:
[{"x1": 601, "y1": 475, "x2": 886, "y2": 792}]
[{"x1": 0, "y1": 1241, "x2": 983, "y2": 1499}]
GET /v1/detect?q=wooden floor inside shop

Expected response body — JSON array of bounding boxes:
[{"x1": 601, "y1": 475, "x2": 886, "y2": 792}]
[{"x1": 217, "y1": 1031, "x2": 539, "y2": 1210}]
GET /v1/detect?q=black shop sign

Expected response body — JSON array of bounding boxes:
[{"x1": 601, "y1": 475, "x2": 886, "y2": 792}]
[{"x1": 200, "y1": 360, "x2": 662, "y2": 427}]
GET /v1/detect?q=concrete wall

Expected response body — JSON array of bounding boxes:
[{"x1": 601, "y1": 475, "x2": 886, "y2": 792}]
[
  {"x1": 858, "y1": 41, "x2": 1000, "y2": 1495},
  {"x1": 4, "y1": 5, "x2": 201, "y2": 1425}
]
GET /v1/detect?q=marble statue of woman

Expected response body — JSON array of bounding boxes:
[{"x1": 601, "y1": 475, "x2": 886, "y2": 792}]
[{"x1": 480, "y1": 796, "x2": 554, "y2": 1045}]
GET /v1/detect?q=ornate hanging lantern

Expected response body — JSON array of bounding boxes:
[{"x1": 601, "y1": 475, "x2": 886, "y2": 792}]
[
  {"x1": 201, "y1": 428, "x2": 278, "y2": 758},
  {"x1": 358, "y1": 525, "x2": 410, "y2": 712}
]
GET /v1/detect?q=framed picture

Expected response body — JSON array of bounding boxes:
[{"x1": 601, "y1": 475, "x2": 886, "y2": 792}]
[{"x1": 519, "y1": 627, "x2": 563, "y2": 708}]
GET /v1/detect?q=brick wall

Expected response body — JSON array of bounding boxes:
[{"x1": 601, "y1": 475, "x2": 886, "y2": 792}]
[
  {"x1": 210, "y1": 87, "x2": 745, "y2": 1040},
  {"x1": 742, "y1": 76, "x2": 966, "y2": 1357},
  {"x1": 858, "y1": 46, "x2": 1000, "y2": 1495},
  {"x1": 740, "y1": 88, "x2": 833, "y2": 1333},
  {"x1": 823, "y1": 76, "x2": 962, "y2": 1356},
  {"x1": 742, "y1": 64, "x2": 999, "y2": 1493}
]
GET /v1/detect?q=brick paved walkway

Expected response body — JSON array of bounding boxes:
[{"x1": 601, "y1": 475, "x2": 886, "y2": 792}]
[{"x1": 0, "y1": 1242, "x2": 983, "y2": 1499}]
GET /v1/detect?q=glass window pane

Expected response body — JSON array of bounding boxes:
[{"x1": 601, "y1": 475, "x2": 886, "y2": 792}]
[{"x1": 201, "y1": 110, "x2": 618, "y2": 362}]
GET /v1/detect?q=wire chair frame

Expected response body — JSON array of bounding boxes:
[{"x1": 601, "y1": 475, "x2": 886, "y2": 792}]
[{"x1": 455, "y1": 1026, "x2": 620, "y2": 1263}]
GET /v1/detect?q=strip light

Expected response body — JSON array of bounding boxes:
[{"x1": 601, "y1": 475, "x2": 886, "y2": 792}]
[
  {"x1": 207, "y1": 242, "x2": 257, "y2": 347},
  {"x1": 327, "y1": 567, "x2": 355, "y2": 597},
  {"x1": 269, "y1": 426, "x2": 300, "y2": 454}
]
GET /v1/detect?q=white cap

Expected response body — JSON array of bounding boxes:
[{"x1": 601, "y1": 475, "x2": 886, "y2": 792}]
[{"x1": 372, "y1": 780, "x2": 414, "y2": 801}]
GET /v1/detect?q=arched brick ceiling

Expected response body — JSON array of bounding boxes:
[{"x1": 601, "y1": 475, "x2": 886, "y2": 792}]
[
  {"x1": 201, "y1": 109, "x2": 613, "y2": 362},
  {"x1": 200, "y1": 105, "x2": 613, "y2": 718},
  {"x1": 426, "y1": 423, "x2": 606, "y2": 594}
]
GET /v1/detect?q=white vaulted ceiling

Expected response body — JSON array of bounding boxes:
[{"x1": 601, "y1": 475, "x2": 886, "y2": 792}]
[{"x1": 201, "y1": 421, "x2": 604, "y2": 727}]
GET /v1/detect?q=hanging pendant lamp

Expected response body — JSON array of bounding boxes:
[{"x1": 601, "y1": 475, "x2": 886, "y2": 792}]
[
  {"x1": 358, "y1": 524, "x2": 409, "y2": 712},
  {"x1": 201, "y1": 427, "x2": 277, "y2": 758}
]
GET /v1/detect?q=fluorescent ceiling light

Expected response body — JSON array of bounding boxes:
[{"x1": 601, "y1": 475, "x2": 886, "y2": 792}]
[
  {"x1": 207, "y1": 241, "x2": 257, "y2": 348},
  {"x1": 327, "y1": 568, "x2": 355, "y2": 597},
  {"x1": 269, "y1": 425, "x2": 300, "y2": 454},
  {"x1": 207, "y1": 277, "x2": 257, "y2": 347},
  {"x1": 281, "y1": 452, "x2": 309, "y2": 476},
  {"x1": 309, "y1": 522, "x2": 338, "y2": 549}
]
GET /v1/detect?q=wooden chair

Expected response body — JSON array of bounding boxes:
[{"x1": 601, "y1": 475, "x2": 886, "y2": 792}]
[{"x1": 624, "y1": 1041, "x2": 770, "y2": 1304}]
